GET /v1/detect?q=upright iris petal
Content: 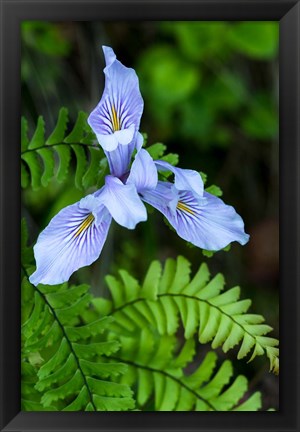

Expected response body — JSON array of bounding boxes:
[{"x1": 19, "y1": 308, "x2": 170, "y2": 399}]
[
  {"x1": 88, "y1": 46, "x2": 144, "y2": 177},
  {"x1": 29, "y1": 194, "x2": 112, "y2": 285}
]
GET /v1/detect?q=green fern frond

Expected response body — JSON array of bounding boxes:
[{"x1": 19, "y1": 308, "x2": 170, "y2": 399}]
[
  {"x1": 109, "y1": 330, "x2": 261, "y2": 411},
  {"x1": 21, "y1": 108, "x2": 107, "y2": 190},
  {"x1": 96, "y1": 256, "x2": 279, "y2": 374},
  {"x1": 21, "y1": 219, "x2": 277, "y2": 411},
  {"x1": 21, "y1": 271, "x2": 134, "y2": 411}
]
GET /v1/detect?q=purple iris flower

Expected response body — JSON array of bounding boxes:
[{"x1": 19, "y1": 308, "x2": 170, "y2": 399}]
[{"x1": 29, "y1": 46, "x2": 249, "y2": 287}]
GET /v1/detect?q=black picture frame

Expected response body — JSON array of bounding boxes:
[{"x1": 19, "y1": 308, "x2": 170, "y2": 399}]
[{"x1": 0, "y1": 0, "x2": 299, "y2": 431}]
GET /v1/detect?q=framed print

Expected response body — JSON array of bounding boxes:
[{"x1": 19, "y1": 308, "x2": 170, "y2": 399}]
[{"x1": 0, "y1": 0, "x2": 299, "y2": 431}]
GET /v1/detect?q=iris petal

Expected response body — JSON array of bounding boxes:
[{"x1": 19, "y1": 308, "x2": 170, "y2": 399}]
[
  {"x1": 141, "y1": 182, "x2": 249, "y2": 251},
  {"x1": 139, "y1": 180, "x2": 179, "y2": 215},
  {"x1": 88, "y1": 46, "x2": 143, "y2": 154},
  {"x1": 99, "y1": 175, "x2": 147, "y2": 229},
  {"x1": 29, "y1": 195, "x2": 112, "y2": 285},
  {"x1": 155, "y1": 161, "x2": 204, "y2": 197},
  {"x1": 127, "y1": 149, "x2": 158, "y2": 192},
  {"x1": 105, "y1": 136, "x2": 136, "y2": 178}
]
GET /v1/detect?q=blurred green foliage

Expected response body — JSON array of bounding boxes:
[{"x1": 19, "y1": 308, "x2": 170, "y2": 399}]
[
  {"x1": 137, "y1": 22, "x2": 278, "y2": 150},
  {"x1": 22, "y1": 22, "x2": 71, "y2": 57}
]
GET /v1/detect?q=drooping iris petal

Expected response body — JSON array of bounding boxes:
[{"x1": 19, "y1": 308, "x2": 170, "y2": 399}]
[
  {"x1": 155, "y1": 160, "x2": 204, "y2": 197},
  {"x1": 88, "y1": 46, "x2": 144, "y2": 155},
  {"x1": 141, "y1": 182, "x2": 249, "y2": 251},
  {"x1": 127, "y1": 149, "x2": 158, "y2": 192},
  {"x1": 98, "y1": 175, "x2": 147, "y2": 229},
  {"x1": 29, "y1": 195, "x2": 112, "y2": 286}
]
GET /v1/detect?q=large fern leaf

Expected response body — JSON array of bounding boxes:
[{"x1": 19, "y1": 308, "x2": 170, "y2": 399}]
[
  {"x1": 21, "y1": 108, "x2": 108, "y2": 190},
  {"x1": 21, "y1": 220, "x2": 277, "y2": 411},
  {"x1": 95, "y1": 256, "x2": 279, "y2": 374}
]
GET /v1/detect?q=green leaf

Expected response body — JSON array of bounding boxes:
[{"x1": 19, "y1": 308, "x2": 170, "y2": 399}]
[
  {"x1": 65, "y1": 317, "x2": 114, "y2": 341},
  {"x1": 21, "y1": 152, "x2": 43, "y2": 190},
  {"x1": 141, "y1": 260, "x2": 162, "y2": 301},
  {"x1": 71, "y1": 144, "x2": 87, "y2": 190},
  {"x1": 38, "y1": 338, "x2": 69, "y2": 379},
  {"x1": 55, "y1": 145, "x2": 71, "y2": 183},
  {"x1": 41, "y1": 370, "x2": 83, "y2": 407},
  {"x1": 82, "y1": 147, "x2": 103, "y2": 189},
  {"x1": 205, "y1": 184, "x2": 223, "y2": 197},
  {"x1": 80, "y1": 360, "x2": 127, "y2": 379},
  {"x1": 234, "y1": 392, "x2": 262, "y2": 411},
  {"x1": 62, "y1": 386, "x2": 89, "y2": 411},
  {"x1": 46, "y1": 284, "x2": 90, "y2": 308},
  {"x1": 46, "y1": 107, "x2": 68, "y2": 145},
  {"x1": 37, "y1": 148, "x2": 55, "y2": 187},
  {"x1": 55, "y1": 293, "x2": 92, "y2": 324},
  {"x1": 136, "y1": 369, "x2": 153, "y2": 406},
  {"x1": 93, "y1": 394, "x2": 135, "y2": 411},
  {"x1": 64, "y1": 111, "x2": 88, "y2": 143},
  {"x1": 35, "y1": 353, "x2": 77, "y2": 391},
  {"x1": 28, "y1": 116, "x2": 45, "y2": 149},
  {"x1": 161, "y1": 153, "x2": 179, "y2": 166},
  {"x1": 146, "y1": 143, "x2": 166, "y2": 159},
  {"x1": 73, "y1": 341, "x2": 120, "y2": 359}
]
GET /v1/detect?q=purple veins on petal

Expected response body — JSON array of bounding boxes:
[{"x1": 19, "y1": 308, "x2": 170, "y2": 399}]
[
  {"x1": 88, "y1": 46, "x2": 144, "y2": 154},
  {"x1": 29, "y1": 195, "x2": 111, "y2": 286},
  {"x1": 104, "y1": 131, "x2": 144, "y2": 179},
  {"x1": 141, "y1": 181, "x2": 249, "y2": 251}
]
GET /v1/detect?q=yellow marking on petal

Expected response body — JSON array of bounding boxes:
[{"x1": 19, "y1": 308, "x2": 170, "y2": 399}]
[
  {"x1": 74, "y1": 213, "x2": 95, "y2": 238},
  {"x1": 176, "y1": 201, "x2": 195, "y2": 215},
  {"x1": 111, "y1": 105, "x2": 120, "y2": 131}
]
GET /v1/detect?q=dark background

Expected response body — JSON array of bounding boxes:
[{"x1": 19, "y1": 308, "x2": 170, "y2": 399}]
[{"x1": 21, "y1": 21, "x2": 279, "y2": 410}]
